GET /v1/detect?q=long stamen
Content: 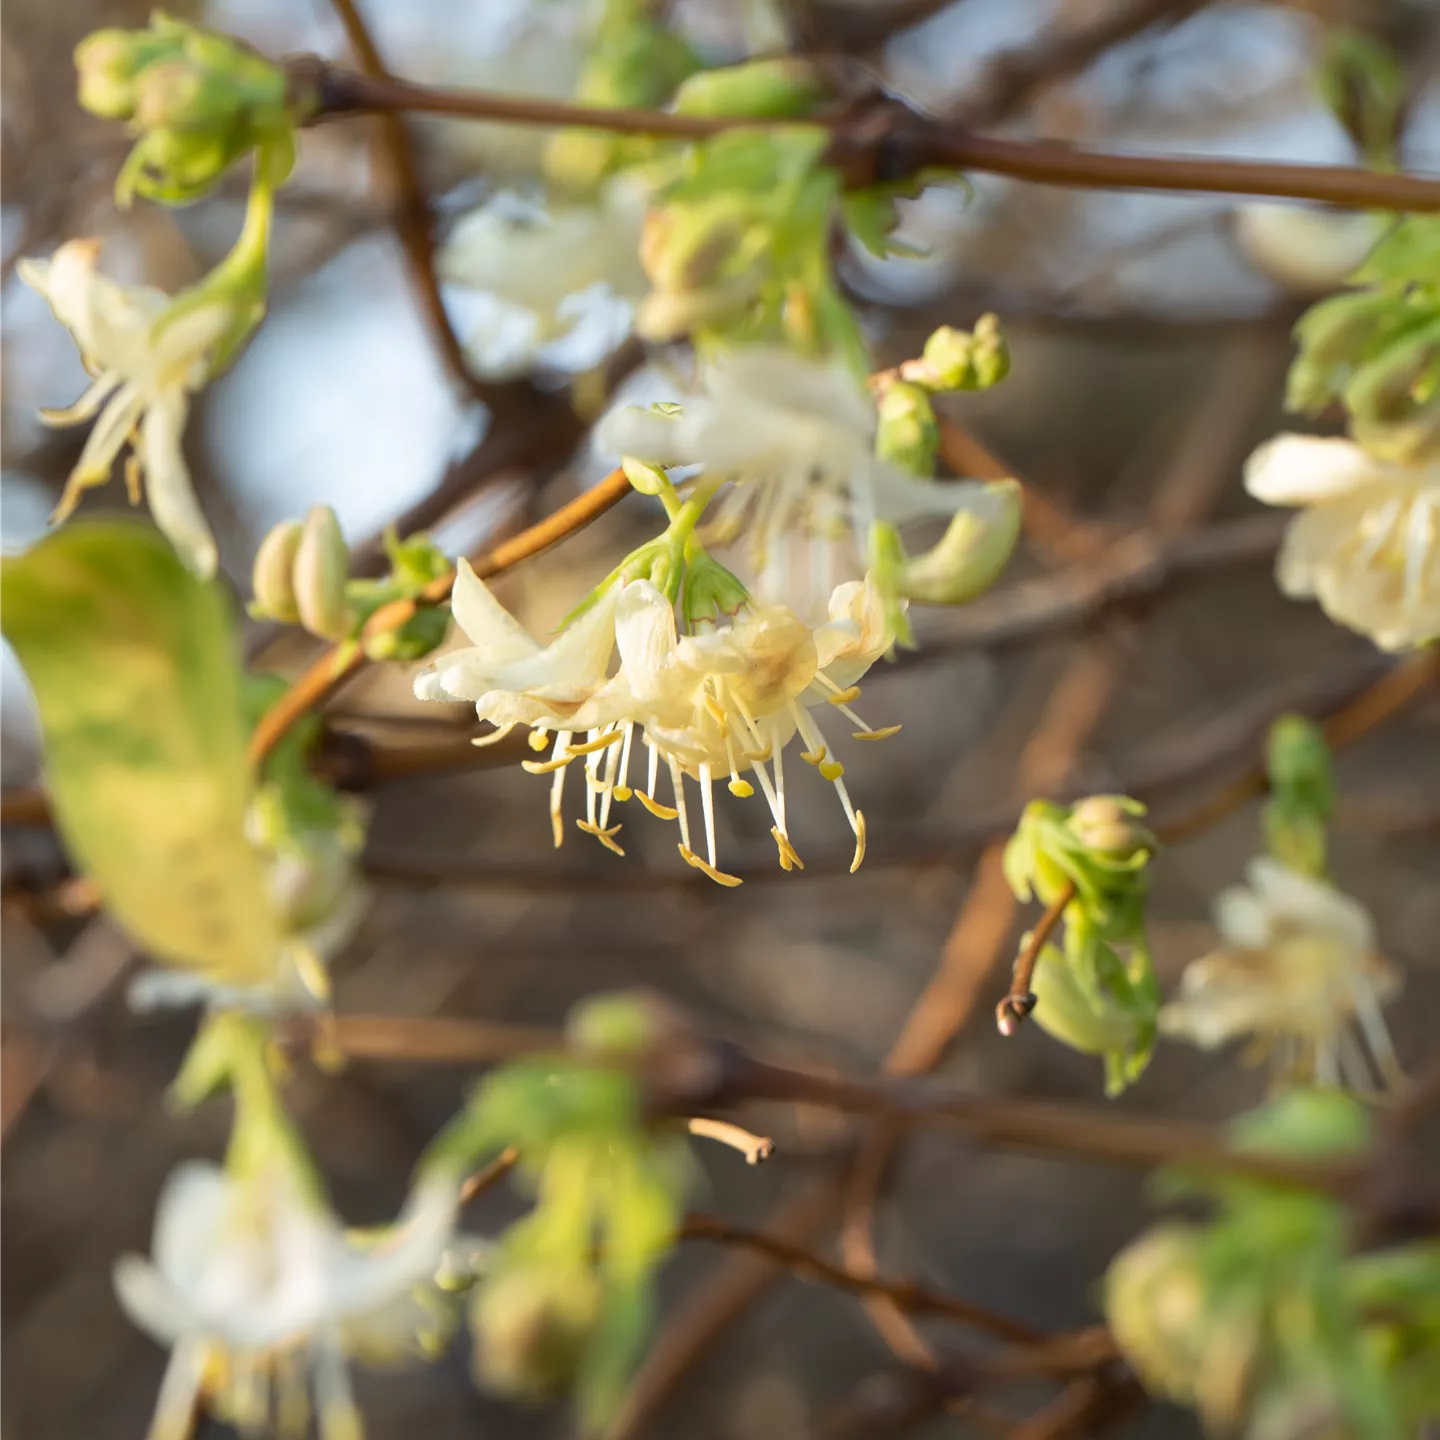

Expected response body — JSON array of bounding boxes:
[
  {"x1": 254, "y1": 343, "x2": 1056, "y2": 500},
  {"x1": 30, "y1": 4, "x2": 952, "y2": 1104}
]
[
  {"x1": 669, "y1": 756, "x2": 691, "y2": 851},
  {"x1": 471, "y1": 721, "x2": 518, "y2": 748},
  {"x1": 1349, "y1": 967, "x2": 1404, "y2": 1087},
  {"x1": 612, "y1": 722, "x2": 636, "y2": 802},
  {"x1": 598, "y1": 728, "x2": 625, "y2": 829},
  {"x1": 698, "y1": 763, "x2": 720, "y2": 868},
  {"x1": 547, "y1": 730, "x2": 572, "y2": 847}
]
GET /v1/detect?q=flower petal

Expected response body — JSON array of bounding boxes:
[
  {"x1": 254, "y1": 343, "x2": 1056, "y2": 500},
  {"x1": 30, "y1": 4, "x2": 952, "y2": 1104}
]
[
  {"x1": 1244, "y1": 434, "x2": 1388, "y2": 507},
  {"x1": 140, "y1": 393, "x2": 218, "y2": 578},
  {"x1": 449, "y1": 559, "x2": 540, "y2": 661}
]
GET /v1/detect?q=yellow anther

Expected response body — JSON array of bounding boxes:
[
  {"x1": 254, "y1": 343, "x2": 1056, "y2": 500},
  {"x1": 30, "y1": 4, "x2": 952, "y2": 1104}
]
[
  {"x1": 826, "y1": 685, "x2": 862, "y2": 706},
  {"x1": 728, "y1": 778, "x2": 755, "y2": 798},
  {"x1": 819, "y1": 759, "x2": 845, "y2": 782},
  {"x1": 853, "y1": 724, "x2": 903, "y2": 742},
  {"x1": 849, "y1": 809, "x2": 868, "y2": 873},
  {"x1": 565, "y1": 730, "x2": 625, "y2": 756},
  {"x1": 550, "y1": 811, "x2": 564, "y2": 848},
  {"x1": 528, "y1": 729, "x2": 551, "y2": 752},
  {"x1": 636, "y1": 791, "x2": 679, "y2": 820},
  {"x1": 741, "y1": 745, "x2": 772, "y2": 763},
  {"x1": 678, "y1": 844, "x2": 743, "y2": 887},
  {"x1": 523, "y1": 756, "x2": 573, "y2": 775},
  {"x1": 771, "y1": 827, "x2": 805, "y2": 872},
  {"x1": 612, "y1": 785, "x2": 633, "y2": 802},
  {"x1": 576, "y1": 819, "x2": 626, "y2": 856},
  {"x1": 124, "y1": 452, "x2": 144, "y2": 505},
  {"x1": 800, "y1": 745, "x2": 827, "y2": 766}
]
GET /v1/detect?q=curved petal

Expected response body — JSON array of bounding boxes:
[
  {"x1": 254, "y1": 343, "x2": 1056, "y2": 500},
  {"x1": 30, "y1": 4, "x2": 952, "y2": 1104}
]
[
  {"x1": 1244, "y1": 434, "x2": 1387, "y2": 508},
  {"x1": 613, "y1": 580, "x2": 689, "y2": 705},
  {"x1": 114, "y1": 1254, "x2": 198, "y2": 1345},
  {"x1": 141, "y1": 394, "x2": 218, "y2": 578},
  {"x1": 449, "y1": 560, "x2": 540, "y2": 661},
  {"x1": 152, "y1": 1162, "x2": 232, "y2": 1289},
  {"x1": 596, "y1": 405, "x2": 699, "y2": 467}
]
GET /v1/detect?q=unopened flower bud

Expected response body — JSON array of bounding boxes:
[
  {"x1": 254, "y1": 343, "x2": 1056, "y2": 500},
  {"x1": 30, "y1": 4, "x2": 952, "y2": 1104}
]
[
  {"x1": 74, "y1": 29, "x2": 161, "y2": 120},
  {"x1": 918, "y1": 314, "x2": 1009, "y2": 391},
  {"x1": 293, "y1": 505, "x2": 353, "y2": 641},
  {"x1": 567, "y1": 989, "x2": 686, "y2": 1061},
  {"x1": 249, "y1": 518, "x2": 303, "y2": 624},
  {"x1": 1104, "y1": 1224, "x2": 1209, "y2": 1406},
  {"x1": 1265, "y1": 715, "x2": 1333, "y2": 817},
  {"x1": 133, "y1": 58, "x2": 234, "y2": 133},
  {"x1": 900, "y1": 479, "x2": 1022, "y2": 604},
  {"x1": 1068, "y1": 796, "x2": 1154, "y2": 862},
  {"x1": 875, "y1": 382, "x2": 939, "y2": 477},
  {"x1": 1029, "y1": 947, "x2": 1142, "y2": 1056},
  {"x1": 472, "y1": 1268, "x2": 603, "y2": 1402},
  {"x1": 673, "y1": 58, "x2": 828, "y2": 119},
  {"x1": 642, "y1": 205, "x2": 746, "y2": 291},
  {"x1": 1235, "y1": 204, "x2": 1385, "y2": 296}
]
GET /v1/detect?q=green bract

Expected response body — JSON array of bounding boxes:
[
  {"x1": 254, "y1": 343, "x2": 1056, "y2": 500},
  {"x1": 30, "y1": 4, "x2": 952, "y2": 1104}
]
[
  {"x1": 2, "y1": 522, "x2": 283, "y2": 989},
  {"x1": 422, "y1": 995, "x2": 692, "y2": 1428},
  {"x1": 1004, "y1": 797, "x2": 1159, "y2": 1094},
  {"x1": 1263, "y1": 714, "x2": 1334, "y2": 880}
]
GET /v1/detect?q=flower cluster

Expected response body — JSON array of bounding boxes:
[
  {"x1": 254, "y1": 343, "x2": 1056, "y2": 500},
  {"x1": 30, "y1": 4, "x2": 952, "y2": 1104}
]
[{"x1": 417, "y1": 558, "x2": 898, "y2": 882}]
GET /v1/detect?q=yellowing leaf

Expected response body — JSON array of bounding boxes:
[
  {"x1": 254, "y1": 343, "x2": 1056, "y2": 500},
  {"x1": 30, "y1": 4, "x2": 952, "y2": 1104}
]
[{"x1": 2, "y1": 521, "x2": 280, "y2": 987}]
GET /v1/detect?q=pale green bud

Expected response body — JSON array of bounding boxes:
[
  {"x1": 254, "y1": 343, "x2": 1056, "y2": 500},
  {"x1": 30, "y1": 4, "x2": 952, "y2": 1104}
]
[
  {"x1": 133, "y1": 58, "x2": 237, "y2": 133},
  {"x1": 622, "y1": 456, "x2": 671, "y2": 497},
  {"x1": 673, "y1": 58, "x2": 828, "y2": 120},
  {"x1": 248, "y1": 519, "x2": 304, "y2": 624},
  {"x1": 568, "y1": 991, "x2": 667, "y2": 1060},
  {"x1": 918, "y1": 314, "x2": 1009, "y2": 392},
  {"x1": 900, "y1": 479, "x2": 1022, "y2": 604},
  {"x1": 1104, "y1": 1224, "x2": 1209, "y2": 1407},
  {"x1": 1068, "y1": 796, "x2": 1155, "y2": 863},
  {"x1": 74, "y1": 29, "x2": 165, "y2": 120},
  {"x1": 875, "y1": 382, "x2": 939, "y2": 477},
  {"x1": 1265, "y1": 715, "x2": 1333, "y2": 818},
  {"x1": 293, "y1": 505, "x2": 353, "y2": 642},
  {"x1": 472, "y1": 1268, "x2": 603, "y2": 1402},
  {"x1": 1029, "y1": 947, "x2": 1142, "y2": 1056}
]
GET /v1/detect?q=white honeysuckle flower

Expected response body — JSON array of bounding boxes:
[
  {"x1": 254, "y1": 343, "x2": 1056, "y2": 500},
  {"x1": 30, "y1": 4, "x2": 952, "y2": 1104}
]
[
  {"x1": 414, "y1": 563, "x2": 900, "y2": 880},
  {"x1": 1159, "y1": 857, "x2": 1402, "y2": 1092},
  {"x1": 1244, "y1": 434, "x2": 1440, "y2": 652},
  {"x1": 439, "y1": 181, "x2": 647, "y2": 379},
  {"x1": 596, "y1": 347, "x2": 1008, "y2": 565},
  {"x1": 115, "y1": 1159, "x2": 460, "y2": 1440},
  {"x1": 16, "y1": 239, "x2": 231, "y2": 578}
]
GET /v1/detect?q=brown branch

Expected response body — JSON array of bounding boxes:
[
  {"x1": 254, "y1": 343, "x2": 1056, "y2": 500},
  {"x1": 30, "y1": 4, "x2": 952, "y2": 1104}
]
[
  {"x1": 245, "y1": 467, "x2": 633, "y2": 768},
  {"x1": 327, "y1": 0, "x2": 489, "y2": 404},
  {"x1": 680, "y1": 1213, "x2": 1044, "y2": 1343},
  {"x1": 996, "y1": 880, "x2": 1076, "y2": 1036},
  {"x1": 460, "y1": 1147, "x2": 519, "y2": 1202},
  {"x1": 298, "y1": 64, "x2": 1440, "y2": 212}
]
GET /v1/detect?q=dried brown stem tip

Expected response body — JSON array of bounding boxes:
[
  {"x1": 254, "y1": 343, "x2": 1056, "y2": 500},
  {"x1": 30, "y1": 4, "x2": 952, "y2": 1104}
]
[{"x1": 997, "y1": 880, "x2": 1076, "y2": 1037}]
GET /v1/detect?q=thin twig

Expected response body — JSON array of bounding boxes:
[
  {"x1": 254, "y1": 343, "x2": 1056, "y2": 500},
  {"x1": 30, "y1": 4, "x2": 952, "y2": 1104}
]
[
  {"x1": 996, "y1": 880, "x2": 1076, "y2": 1036},
  {"x1": 300, "y1": 65, "x2": 1440, "y2": 212},
  {"x1": 679, "y1": 1213, "x2": 1044, "y2": 1343},
  {"x1": 326, "y1": 0, "x2": 488, "y2": 403},
  {"x1": 460, "y1": 1147, "x2": 519, "y2": 1202}
]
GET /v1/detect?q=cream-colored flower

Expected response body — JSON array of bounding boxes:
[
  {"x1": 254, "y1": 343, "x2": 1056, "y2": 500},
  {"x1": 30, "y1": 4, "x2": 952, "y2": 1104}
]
[
  {"x1": 414, "y1": 563, "x2": 899, "y2": 880},
  {"x1": 115, "y1": 1160, "x2": 460, "y2": 1440},
  {"x1": 1160, "y1": 857, "x2": 1401, "y2": 1091},
  {"x1": 1244, "y1": 433, "x2": 1440, "y2": 651},
  {"x1": 16, "y1": 239, "x2": 231, "y2": 577},
  {"x1": 596, "y1": 347, "x2": 1006, "y2": 564},
  {"x1": 439, "y1": 182, "x2": 646, "y2": 378}
]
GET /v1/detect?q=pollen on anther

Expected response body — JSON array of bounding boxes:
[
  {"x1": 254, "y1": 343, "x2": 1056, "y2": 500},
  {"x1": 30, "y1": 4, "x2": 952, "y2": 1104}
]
[
  {"x1": 827, "y1": 686, "x2": 862, "y2": 706},
  {"x1": 853, "y1": 724, "x2": 903, "y2": 742},
  {"x1": 636, "y1": 791, "x2": 678, "y2": 820},
  {"x1": 819, "y1": 759, "x2": 845, "y2": 782},
  {"x1": 612, "y1": 785, "x2": 633, "y2": 802},
  {"x1": 678, "y1": 844, "x2": 743, "y2": 887},
  {"x1": 528, "y1": 729, "x2": 551, "y2": 752},
  {"x1": 800, "y1": 745, "x2": 827, "y2": 766},
  {"x1": 849, "y1": 810, "x2": 868, "y2": 873},
  {"x1": 576, "y1": 819, "x2": 625, "y2": 856},
  {"x1": 728, "y1": 778, "x2": 755, "y2": 798}
]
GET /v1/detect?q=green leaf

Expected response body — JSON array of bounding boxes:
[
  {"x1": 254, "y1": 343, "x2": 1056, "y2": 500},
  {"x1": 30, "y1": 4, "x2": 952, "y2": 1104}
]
[{"x1": 1, "y1": 521, "x2": 281, "y2": 986}]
